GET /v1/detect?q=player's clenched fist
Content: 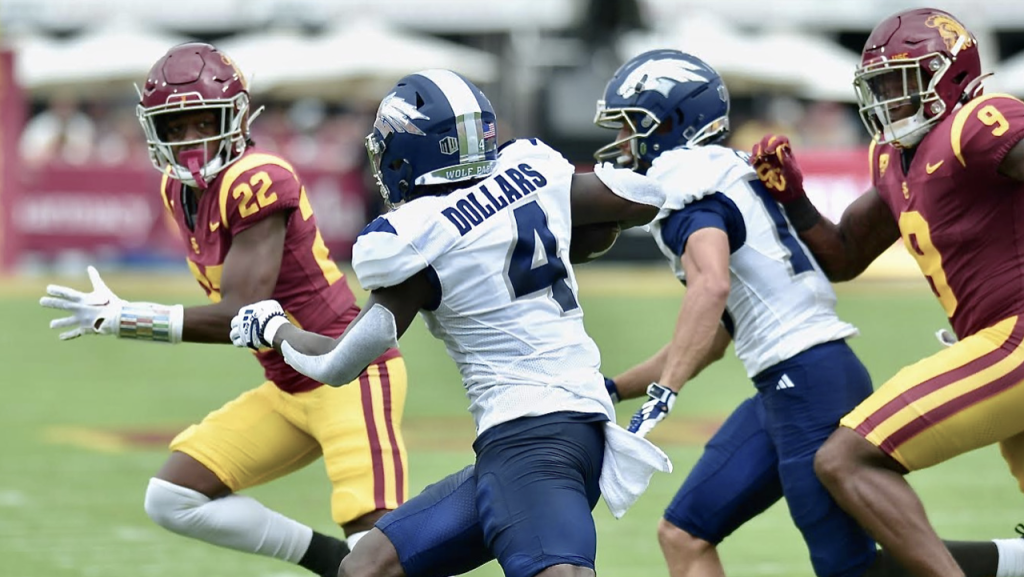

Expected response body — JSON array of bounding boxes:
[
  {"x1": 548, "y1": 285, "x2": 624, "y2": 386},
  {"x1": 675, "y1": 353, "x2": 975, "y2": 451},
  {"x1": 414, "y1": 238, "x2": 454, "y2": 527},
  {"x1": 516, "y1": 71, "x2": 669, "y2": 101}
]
[
  {"x1": 627, "y1": 383, "x2": 677, "y2": 438},
  {"x1": 750, "y1": 135, "x2": 806, "y2": 204},
  {"x1": 230, "y1": 300, "x2": 289, "y2": 350}
]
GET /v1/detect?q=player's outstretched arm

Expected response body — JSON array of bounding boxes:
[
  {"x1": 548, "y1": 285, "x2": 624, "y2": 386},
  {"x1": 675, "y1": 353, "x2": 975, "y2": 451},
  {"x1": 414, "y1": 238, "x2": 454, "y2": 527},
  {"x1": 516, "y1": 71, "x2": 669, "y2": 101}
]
[
  {"x1": 39, "y1": 265, "x2": 185, "y2": 342},
  {"x1": 570, "y1": 166, "x2": 665, "y2": 228},
  {"x1": 789, "y1": 191, "x2": 900, "y2": 282},
  {"x1": 183, "y1": 212, "x2": 289, "y2": 343},
  {"x1": 610, "y1": 326, "x2": 730, "y2": 401},
  {"x1": 625, "y1": 227, "x2": 733, "y2": 437},
  {"x1": 232, "y1": 271, "x2": 431, "y2": 386},
  {"x1": 658, "y1": 228, "x2": 731, "y2": 393},
  {"x1": 750, "y1": 134, "x2": 899, "y2": 282}
]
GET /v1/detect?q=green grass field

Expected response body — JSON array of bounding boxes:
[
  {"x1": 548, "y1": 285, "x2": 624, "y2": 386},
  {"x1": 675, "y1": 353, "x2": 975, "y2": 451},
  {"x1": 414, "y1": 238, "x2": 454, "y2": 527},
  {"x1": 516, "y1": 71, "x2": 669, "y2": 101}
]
[{"x1": 1, "y1": 265, "x2": 1019, "y2": 577}]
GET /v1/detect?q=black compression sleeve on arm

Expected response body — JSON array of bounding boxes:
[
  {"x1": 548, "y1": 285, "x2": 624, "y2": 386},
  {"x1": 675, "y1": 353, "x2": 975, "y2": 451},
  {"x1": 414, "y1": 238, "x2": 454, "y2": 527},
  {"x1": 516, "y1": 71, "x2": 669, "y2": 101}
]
[{"x1": 783, "y1": 196, "x2": 823, "y2": 232}]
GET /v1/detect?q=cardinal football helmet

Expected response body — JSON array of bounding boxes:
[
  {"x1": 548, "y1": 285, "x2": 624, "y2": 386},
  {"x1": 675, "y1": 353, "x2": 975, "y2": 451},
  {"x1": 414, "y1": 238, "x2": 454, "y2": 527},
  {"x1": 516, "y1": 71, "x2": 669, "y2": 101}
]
[
  {"x1": 365, "y1": 69, "x2": 499, "y2": 207},
  {"x1": 594, "y1": 49, "x2": 729, "y2": 170},
  {"x1": 854, "y1": 8, "x2": 983, "y2": 148},
  {"x1": 137, "y1": 43, "x2": 255, "y2": 188}
]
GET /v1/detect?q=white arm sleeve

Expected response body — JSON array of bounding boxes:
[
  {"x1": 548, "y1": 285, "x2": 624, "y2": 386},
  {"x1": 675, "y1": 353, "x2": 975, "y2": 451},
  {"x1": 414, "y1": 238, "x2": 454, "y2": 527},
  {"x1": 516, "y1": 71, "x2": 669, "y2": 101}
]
[
  {"x1": 279, "y1": 304, "x2": 399, "y2": 387},
  {"x1": 593, "y1": 162, "x2": 666, "y2": 208}
]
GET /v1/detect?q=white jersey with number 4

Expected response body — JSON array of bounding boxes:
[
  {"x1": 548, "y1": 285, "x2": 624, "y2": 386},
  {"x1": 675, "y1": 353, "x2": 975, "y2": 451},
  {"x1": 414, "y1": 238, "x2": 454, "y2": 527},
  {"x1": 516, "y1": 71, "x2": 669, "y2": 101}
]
[
  {"x1": 648, "y1": 145, "x2": 857, "y2": 377},
  {"x1": 353, "y1": 139, "x2": 614, "y2": 434}
]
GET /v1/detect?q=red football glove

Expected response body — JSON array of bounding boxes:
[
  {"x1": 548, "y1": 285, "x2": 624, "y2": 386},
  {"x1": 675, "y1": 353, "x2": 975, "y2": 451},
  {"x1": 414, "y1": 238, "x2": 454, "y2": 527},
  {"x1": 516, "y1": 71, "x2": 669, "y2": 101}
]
[{"x1": 750, "y1": 135, "x2": 806, "y2": 204}]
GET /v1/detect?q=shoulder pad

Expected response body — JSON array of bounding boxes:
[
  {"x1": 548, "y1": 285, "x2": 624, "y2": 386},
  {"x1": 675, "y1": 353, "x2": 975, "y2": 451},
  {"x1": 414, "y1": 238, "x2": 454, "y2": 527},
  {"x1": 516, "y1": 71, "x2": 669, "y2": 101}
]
[
  {"x1": 353, "y1": 197, "x2": 460, "y2": 290},
  {"x1": 649, "y1": 145, "x2": 754, "y2": 212},
  {"x1": 217, "y1": 152, "x2": 302, "y2": 230},
  {"x1": 950, "y1": 94, "x2": 1024, "y2": 168}
]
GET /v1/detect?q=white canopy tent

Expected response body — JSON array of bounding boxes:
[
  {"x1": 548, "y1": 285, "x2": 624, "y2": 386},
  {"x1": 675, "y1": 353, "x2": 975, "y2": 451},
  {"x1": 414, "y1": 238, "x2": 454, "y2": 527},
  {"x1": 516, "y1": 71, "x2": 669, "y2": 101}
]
[
  {"x1": 755, "y1": 32, "x2": 861, "y2": 102},
  {"x1": 989, "y1": 50, "x2": 1024, "y2": 98},
  {"x1": 219, "y1": 20, "x2": 499, "y2": 103},
  {"x1": 617, "y1": 13, "x2": 795, "y2": 92},
  {"x1": 617, "y1": 13, "x2": 860, "y2": 102},
  {"x1": 11, "y1": 23, "x2": 191, "y2": 99}
]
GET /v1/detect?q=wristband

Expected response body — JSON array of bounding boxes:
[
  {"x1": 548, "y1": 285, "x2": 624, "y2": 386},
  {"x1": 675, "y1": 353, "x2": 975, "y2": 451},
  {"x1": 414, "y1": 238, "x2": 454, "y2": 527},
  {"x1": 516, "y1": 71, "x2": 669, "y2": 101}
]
[
  {"x1": 117, "y1": 302, "x2": 184, "y2": 343},
  {"x1": 605, "y1": 377, "x2": 621, "y2": 403},
  {"x1": 784, "y1": 196, "x2": 822, "y2": 233},
  {"x1": 263, "y1": 315, "x2": 289, "y2": 348}
]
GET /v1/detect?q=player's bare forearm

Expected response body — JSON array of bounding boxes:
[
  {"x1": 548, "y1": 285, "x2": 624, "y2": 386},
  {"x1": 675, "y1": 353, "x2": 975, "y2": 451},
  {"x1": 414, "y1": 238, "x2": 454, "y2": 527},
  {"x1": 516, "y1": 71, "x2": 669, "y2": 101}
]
[
  {"x1": 272, "y1": 323, "x2": 339, "y2": 356},
  {"x1": 614, "y1": 344, "x2": 671, "y2": 400},
  {"x1": 570, "y1": 172, "x2": 661, "y2": 228},
  {"x1": 184, "y1": 213, "x2": 289, "y2": 344},
  {"x1": 615, "y1": 326, "x2": 729, "y2": 400},
  {"x1": 659, "y1": 281, "x2": 730, "y2": 392},
  {"x1": 658, "y1": 229, "x2": 731, "y2": 393},
  {"x1": 786, "y1": 190, "x2": 898, "y2": 282},
  {"x1": 182, "y1": 302, "x2": 251, "y2": 343}
]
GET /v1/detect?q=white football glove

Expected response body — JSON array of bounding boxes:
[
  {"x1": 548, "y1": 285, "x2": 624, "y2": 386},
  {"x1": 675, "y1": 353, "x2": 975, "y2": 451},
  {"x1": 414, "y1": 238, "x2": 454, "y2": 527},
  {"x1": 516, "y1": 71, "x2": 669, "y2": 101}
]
[
  {"x1": 627, "y1": 383, "x2": 677, "y2": 438},
  {"x1": 230, "y1": 300, "x2": 289, "y2": 350},
  {"x1": 39, "y1": 266, "x2": 125, "y2": 340}
]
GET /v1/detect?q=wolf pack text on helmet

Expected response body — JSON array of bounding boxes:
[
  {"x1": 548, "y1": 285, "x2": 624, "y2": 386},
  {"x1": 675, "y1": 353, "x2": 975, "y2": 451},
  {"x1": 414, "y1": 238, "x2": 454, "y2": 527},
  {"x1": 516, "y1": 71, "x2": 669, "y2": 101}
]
[{"x1": 366, "y1": 69, "x2": 499, "y2": 207}]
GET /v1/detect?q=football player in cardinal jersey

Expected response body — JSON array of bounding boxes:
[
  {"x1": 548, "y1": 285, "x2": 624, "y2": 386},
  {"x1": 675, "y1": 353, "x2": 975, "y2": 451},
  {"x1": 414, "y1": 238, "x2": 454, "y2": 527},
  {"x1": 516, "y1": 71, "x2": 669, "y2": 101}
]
[
  {"x1": 597, "y1": 48, "x2": 1022, "y2": 577},
  {"x1": 751, "y1": 8, "x2": 1024, "y2": 577},
  {"x1": 39, "y1": 43, "x2": 407, "y2": 577},
  {"x1": 231, "y1": 69, "x2": 672, "y2": 577}
]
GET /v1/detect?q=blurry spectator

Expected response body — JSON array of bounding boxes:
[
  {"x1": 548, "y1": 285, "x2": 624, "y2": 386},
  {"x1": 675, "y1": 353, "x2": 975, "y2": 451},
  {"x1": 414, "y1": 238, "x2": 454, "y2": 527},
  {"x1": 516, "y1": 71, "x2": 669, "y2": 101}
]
[
  {"x1": 727, "y1": 95, "x2": 802, "y2": 152},
  {"x1": 313, "y1": 109, "x2": 374, "y2": 170},
  {"x1": 284, "y1": 97, "x2": 326, "y2": 166},
  {"x1": 20, "y1": 95, "x2": 96, "y2": 166},
  {"x1": 95, "y1": 108, "x2": 148, "y2": 166},
  {"x1": 248, "y1": 104, "x2": 294, "y2": 155},
  {"x1": 796, "y1": 101, "x2": 864, "y2": 149}
]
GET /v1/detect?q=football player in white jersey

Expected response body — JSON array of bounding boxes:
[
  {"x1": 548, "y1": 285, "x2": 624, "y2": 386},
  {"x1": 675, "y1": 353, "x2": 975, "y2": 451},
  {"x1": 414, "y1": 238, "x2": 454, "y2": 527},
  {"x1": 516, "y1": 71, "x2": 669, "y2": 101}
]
[
  {"x1": 595, "y1": 50, "x2": 1011, "y2": 577},
  {"x1": 229, "y1": 69, "x2": 671, "y2": 577}
]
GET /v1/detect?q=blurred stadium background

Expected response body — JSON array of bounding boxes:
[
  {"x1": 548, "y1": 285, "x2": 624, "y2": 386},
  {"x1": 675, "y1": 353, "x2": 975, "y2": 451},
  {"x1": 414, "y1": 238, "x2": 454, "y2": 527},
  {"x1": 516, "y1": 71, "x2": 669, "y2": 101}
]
[{"x1": 2, "y1": 1, "x2": 1024, "y2": 576}]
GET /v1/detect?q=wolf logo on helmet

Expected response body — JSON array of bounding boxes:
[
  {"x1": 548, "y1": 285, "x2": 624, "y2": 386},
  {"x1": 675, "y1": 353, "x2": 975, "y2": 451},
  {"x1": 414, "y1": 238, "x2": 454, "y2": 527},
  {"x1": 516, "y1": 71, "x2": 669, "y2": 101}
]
[
  {"x1": 374, "y1": 93, "x2": 429, "y2": 138},
  {"x1": 595, "y1": 49, "x2": 729, "y2": 171},
  {"x1": 365, "y1": 69, "x2": 498, "y2": 208},
  {"x1": 616, "y1": 58, "x2": 710, "y2": 99}
]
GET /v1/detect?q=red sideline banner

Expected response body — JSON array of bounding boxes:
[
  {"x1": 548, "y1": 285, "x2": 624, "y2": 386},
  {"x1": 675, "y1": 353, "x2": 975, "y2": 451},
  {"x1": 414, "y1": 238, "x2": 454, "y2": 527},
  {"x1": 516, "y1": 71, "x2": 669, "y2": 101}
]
[
  {"x1": 0, "y1": 50, "x2": 25, "y2": 272},
  {"x1": 797, "y1": 149, "x2": 872, "y2": 223},
  {"x1": 6, "y1": 165, "x2": 370, "y2": 269},
  {"x1": 3, "y1": 149, "x2": 871, "y2": 271}
]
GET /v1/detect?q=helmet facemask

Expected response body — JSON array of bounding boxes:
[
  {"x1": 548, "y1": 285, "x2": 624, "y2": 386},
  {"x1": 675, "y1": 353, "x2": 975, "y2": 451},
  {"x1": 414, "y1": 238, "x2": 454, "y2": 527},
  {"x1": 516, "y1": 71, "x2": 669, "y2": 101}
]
[
  {"x1": 854, "y1": 53, "x2": 950, "y2": 148},
  {"x1": 594, "y1": 103, "x2": 659, "y2": 170},
  {"x1": 365, "y1": 131, "x2": 400, "y2": 210},
  {"x1": 137, "y1": 91, "x2": 251, "y2": 188},
  {"x1": 594, "y1": 101, "x2": 729, "y2": 171}
]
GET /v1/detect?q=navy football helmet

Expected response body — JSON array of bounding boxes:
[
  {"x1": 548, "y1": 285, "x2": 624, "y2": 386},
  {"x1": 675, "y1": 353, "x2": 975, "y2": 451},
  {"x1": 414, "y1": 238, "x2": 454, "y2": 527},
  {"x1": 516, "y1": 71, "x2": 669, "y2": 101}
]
[
  {"x1": 595, "y1": 49, "x2": 730, "y2": 170},
  {"x1": 366, "y1": 69, "x2": 499, "y2": 207}
]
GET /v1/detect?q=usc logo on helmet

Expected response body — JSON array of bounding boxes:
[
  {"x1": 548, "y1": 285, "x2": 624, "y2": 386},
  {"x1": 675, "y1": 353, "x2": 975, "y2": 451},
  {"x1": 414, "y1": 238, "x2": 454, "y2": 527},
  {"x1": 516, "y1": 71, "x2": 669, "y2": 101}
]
[{"x1": 926, "y1": 15, "x2": 974, "y2": 53}]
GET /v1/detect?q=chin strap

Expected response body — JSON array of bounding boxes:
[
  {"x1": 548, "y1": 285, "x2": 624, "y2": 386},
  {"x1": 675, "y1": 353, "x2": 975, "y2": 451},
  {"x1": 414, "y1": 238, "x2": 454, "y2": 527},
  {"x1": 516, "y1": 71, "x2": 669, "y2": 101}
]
[{"x1": 179, "y1": 149, "x2": 210, "y2": 189}]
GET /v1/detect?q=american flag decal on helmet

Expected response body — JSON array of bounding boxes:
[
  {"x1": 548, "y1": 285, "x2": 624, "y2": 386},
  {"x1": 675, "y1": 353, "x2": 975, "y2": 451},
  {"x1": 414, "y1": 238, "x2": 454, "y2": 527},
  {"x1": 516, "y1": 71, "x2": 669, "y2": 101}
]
[{"x1": 482, "y1": 121, "x2": 496, "y2": 139}]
